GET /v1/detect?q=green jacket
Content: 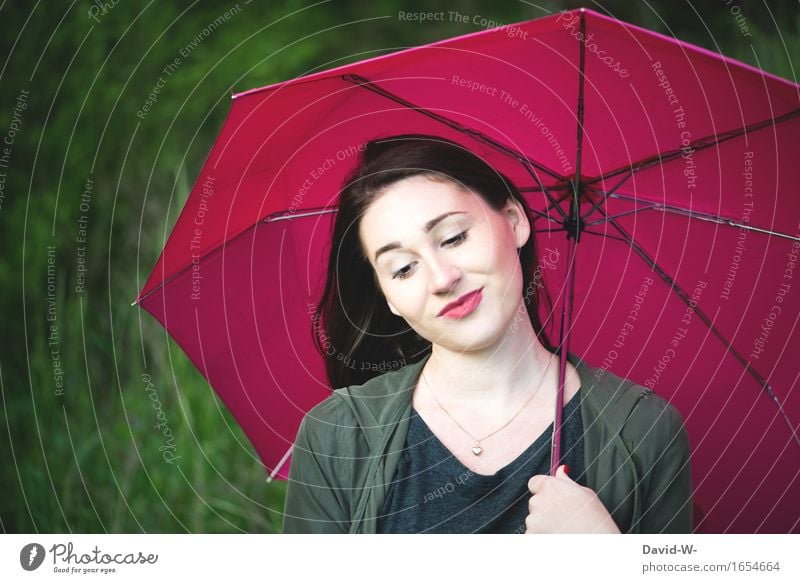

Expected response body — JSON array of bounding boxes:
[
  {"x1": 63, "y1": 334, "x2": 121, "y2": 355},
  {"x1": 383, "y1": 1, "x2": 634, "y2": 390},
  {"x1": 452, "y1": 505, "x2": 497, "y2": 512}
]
[{"x1": 282, "y1": 351, "x2": 693, "y2": 533}]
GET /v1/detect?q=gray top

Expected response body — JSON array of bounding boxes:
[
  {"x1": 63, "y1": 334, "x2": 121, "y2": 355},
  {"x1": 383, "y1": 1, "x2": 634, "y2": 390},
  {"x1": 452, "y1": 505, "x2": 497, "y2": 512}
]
[{"x1": 377, "y1": 389, "x2": 586, "y2": 533}]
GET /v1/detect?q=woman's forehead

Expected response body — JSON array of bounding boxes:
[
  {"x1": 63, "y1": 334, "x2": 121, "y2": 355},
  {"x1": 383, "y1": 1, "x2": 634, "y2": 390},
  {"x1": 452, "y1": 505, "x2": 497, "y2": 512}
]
[
  {"x1": 364, "y1": 176, "x2": 483, "y2": 220},
  {"x1": 359, "y1": 178, "x2": 494, "y2": 258}
]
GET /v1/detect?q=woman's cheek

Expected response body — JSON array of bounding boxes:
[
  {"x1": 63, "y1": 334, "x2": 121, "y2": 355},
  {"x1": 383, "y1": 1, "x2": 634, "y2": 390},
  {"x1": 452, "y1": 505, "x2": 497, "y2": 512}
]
[
  {"x1": 386, "y1": 286, "x2": 425, "y2": 322},
  {"x1": 410, "y1": 286, "x2": 430, "y2": 322}
]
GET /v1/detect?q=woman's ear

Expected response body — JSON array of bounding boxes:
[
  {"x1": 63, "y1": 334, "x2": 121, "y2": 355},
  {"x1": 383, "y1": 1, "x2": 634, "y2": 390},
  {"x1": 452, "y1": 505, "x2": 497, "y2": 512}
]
[{"x1": 505, "y1": 199, "x2": 531, "y2": 249}]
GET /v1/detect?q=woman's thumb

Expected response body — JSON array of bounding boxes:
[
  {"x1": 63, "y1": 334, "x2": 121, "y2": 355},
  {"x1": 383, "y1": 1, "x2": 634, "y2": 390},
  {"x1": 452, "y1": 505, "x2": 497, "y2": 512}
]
[{"x1": 556, "y1": 464, "x2": 572, "y2": 480}]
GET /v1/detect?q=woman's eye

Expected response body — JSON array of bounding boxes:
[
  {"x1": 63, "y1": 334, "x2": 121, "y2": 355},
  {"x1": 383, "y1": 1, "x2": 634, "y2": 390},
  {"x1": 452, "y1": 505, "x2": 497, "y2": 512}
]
[
  {"x1": 443, "y1": 230, "x2": 469, "y2": 247},
  {"x1": 392, "y1": 262, "x2": 415, "y2": 280},
  {"x1": 390, "y1": 231, "x2": 468, "y2": 281}
]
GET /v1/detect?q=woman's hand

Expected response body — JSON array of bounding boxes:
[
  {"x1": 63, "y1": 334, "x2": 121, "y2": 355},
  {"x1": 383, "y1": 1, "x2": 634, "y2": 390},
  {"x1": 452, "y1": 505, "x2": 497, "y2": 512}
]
[{"x1": 525, "y1": 464, "x2": 621, "y2": 534}]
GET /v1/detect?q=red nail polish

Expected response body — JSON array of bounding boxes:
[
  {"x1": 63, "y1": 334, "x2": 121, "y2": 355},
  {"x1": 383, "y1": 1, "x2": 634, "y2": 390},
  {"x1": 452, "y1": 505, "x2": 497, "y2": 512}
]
[{"x1": 563, "y1": 464, "x2": 570, "y2": 475}]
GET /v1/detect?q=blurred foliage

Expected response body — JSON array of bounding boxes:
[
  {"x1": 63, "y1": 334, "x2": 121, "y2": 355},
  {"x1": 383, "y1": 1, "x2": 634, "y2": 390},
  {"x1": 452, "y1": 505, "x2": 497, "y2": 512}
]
[{"x1": 0, "y1": 0, "x2": 797, "y2": 533}]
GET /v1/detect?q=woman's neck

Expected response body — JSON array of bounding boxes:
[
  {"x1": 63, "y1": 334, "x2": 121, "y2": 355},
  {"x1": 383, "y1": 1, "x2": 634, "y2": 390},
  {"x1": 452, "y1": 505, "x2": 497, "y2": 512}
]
[{"x1": 420, "y1": 320, "x2": 577, "y2": 415}]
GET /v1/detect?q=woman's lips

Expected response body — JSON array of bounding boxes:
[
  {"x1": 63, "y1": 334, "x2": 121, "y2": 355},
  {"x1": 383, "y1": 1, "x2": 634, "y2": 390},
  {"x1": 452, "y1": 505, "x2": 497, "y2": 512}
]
[{"x1": 439, "y1": 288, "x2": 483, "y2": 319}]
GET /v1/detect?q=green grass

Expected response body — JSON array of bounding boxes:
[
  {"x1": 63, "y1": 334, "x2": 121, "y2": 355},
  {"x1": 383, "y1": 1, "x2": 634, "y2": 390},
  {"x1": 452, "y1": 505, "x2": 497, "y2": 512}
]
[{"x1": 2, "y1": 279, "x2": 286, "y2": 533}]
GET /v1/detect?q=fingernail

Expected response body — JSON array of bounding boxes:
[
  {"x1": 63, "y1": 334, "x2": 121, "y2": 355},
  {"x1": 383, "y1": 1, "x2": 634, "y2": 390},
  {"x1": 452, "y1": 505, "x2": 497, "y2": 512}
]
[{"x1": 563, "y1": 464, "x2": 570, "y2": 475}]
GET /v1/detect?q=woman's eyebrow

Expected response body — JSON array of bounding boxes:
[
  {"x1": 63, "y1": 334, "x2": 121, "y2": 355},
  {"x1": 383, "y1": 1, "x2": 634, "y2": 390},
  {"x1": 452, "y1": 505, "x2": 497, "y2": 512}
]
[{"x1": 373, "y1": 211, "x2": 466, "y2": 262}]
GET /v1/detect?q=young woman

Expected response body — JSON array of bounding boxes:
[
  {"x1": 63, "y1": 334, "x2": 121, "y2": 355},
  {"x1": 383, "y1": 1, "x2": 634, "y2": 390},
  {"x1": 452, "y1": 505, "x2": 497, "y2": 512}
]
[{"x1": 282, "y1": 135, "x2": 693, "y2": 534}]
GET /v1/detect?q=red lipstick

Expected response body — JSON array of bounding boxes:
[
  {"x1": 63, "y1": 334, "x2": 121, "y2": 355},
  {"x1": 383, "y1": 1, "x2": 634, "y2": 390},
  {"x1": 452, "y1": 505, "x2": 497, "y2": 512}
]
[{"x1": 438, "y1": 288, "x2": 483, "y2": 319}]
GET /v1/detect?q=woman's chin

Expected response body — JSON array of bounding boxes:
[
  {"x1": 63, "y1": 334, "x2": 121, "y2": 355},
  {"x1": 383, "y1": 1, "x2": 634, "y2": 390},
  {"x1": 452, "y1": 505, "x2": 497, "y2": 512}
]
[
  {"x1": 430, "y1": 325, "x2": 508, "y2": 354},
  {"x1": 420, "y1": 305, "x2": 521, "y2": 353}
]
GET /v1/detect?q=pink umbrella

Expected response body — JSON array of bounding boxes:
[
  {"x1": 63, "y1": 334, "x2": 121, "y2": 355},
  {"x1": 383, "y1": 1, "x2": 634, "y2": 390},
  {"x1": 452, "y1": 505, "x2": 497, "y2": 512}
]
[{"x1": 134, "y1": 8, "x2": 800, "y2": 533}]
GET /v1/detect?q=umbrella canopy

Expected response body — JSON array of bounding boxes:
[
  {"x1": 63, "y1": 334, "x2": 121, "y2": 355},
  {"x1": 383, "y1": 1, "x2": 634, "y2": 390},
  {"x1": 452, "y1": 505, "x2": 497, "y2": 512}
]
[{"x1": 135, "y1": 8, "x2": 800, "y2": 533}]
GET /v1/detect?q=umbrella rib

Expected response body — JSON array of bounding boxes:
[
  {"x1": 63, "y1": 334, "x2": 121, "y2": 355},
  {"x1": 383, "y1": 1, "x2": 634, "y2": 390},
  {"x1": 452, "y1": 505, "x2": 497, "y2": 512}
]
[
  {"x1": 599, "y1": 207, "x2": 799, "y2": 450},
  {"x1": 583, "y1": 204, "x2": 660, "y2": 225},
  {"x1": 586, "y1": 107, "x2": 800, "y2": 186},
  {"x1": 258, "y1": 204, "x2": 625, "y2": 236},
  {"x1": 579, "y1": 171, "x2": 637, "y2": 223},
  {"x1": 520, "y1": 158, "x2": 570, "y2": 222},
  {"x1": 529, "y1": 188, "x2": 575, "y2": 224},
  {"x1": 573, "y1": 103, "x2": 797, "y2": 225},
  {"x1": 131, "y1": 207, "x2": 343, "y2": 306},
  {"x1": 267, "y1": 444, "x2": 294, "y2": 483},
  {"x1": 534, "y1": 226, "x2": 631, "y2": 246},
  {"x1": 586, "y1": 192, "x2": 800, "y2": 242},
  {"x1": 521, "y1": 184, "x2": 572, "y2": 193},
  {"x1": 341, "y1": 73, "x2": 570, "y2": 221},
  {"x1": 341, "y1": 73, "x2": 564, "y2": 181},
  {"x1": 264, "y1": 207, "x2": 338, "y2": 223},
  {"x1": 528, "y1": 207, "x2": 564, "y2": 224}
]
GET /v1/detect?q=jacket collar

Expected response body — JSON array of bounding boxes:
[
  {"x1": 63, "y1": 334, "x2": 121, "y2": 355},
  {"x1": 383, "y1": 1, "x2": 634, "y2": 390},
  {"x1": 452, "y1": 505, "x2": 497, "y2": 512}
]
[{"x1": 334, "y1": 349, "x2": 648, "y2": 454}]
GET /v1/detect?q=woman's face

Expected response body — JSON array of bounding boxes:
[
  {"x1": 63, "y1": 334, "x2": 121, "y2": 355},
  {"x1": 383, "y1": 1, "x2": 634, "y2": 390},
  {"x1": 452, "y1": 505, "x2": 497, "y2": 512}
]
[{"x1": 358, "y1": 175, "x2": 531, "y2": 353}]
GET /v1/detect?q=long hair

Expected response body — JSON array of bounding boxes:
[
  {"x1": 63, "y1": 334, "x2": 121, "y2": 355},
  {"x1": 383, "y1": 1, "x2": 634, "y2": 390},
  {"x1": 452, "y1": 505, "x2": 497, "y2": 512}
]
[{"x1": 313, "y1": 134, "x2": 556, "y2": 389}]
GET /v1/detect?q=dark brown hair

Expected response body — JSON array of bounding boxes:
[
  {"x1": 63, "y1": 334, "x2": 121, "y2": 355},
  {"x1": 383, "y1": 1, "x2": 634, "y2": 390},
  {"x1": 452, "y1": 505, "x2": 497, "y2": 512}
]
[{"x1": 313, "y1": 134, "x2": 556, "y2": 389}]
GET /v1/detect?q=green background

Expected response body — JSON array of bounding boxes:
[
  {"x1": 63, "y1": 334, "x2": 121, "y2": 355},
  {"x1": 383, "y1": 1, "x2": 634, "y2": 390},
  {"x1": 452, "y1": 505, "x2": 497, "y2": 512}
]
[{"x1": 1, "y1": 0, "x2": 797, "y2": 533}]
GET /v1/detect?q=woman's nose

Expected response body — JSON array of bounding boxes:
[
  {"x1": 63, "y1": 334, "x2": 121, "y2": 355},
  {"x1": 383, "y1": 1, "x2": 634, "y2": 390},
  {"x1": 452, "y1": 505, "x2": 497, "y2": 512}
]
[{"x1": 427, "y1": 255, "x2": 461, "y2": 294}]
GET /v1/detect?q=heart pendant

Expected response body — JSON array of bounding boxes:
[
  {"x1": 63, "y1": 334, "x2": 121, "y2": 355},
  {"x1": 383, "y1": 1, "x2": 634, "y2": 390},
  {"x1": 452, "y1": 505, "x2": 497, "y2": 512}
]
[{"x1": 471, "y1": 446, "x2": 483, "y2": 456}]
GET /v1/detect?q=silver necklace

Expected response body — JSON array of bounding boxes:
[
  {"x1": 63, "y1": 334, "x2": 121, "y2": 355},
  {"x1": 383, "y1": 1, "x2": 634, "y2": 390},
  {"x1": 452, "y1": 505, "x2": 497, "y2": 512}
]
[{"x1": 420, "y1": 367, "x2": 548, "y2": 456}]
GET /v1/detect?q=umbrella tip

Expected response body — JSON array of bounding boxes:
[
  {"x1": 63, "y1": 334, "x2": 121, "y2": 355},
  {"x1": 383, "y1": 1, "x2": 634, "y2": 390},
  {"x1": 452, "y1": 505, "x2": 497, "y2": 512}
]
[{"x1": 131, "y1": 299, "x2": 139, "y2": 307}]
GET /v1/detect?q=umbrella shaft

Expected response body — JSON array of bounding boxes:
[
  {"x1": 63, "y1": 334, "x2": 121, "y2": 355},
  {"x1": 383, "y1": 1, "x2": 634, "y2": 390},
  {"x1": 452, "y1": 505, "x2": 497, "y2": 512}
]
[{"x1": 550, "y1": 232, "x2": 578, "y2": 475}]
